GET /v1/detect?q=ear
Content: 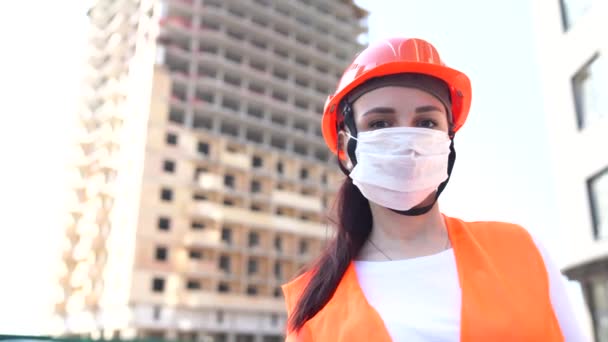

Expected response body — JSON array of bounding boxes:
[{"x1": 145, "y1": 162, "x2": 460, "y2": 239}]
[{"x1": 337, "y1": 130, "x2": 353, "y2": 171}]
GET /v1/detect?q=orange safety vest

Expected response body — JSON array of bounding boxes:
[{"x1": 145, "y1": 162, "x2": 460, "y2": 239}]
[{"x1": 282, "y1": 216, "x2": 563, "y2": 341}]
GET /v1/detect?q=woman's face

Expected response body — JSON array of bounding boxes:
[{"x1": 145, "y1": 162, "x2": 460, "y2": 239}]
[
  {"x1": 338, "y1": 86, "x2": 450, "y2": 168},
  {"x1": 352, "y1": 86, "x2": 450, "y2": 134}
]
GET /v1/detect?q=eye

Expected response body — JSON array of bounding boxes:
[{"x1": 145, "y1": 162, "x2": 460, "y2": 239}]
[
  {"x1": 416, "y1": 119, "x2": 438, "y2": 129},
  {"x1": 368, "y1": 120, "x2": 392, "y2": 130}
]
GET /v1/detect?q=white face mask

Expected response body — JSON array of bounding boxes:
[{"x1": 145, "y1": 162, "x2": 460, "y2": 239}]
[{"x1": 348, "y1": 127, "x2": 451, "y2": 211}]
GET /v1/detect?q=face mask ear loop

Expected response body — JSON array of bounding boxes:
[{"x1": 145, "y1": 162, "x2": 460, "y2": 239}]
[
  {"x1": 343, "y1": 103, "x2": 358, "y2": 166},
  {"x1": 390, "y1": 137, "x2": 456, "y2": 216},
  {"x1": 335, "y1": 101, "x2": 358, "y2": 176}
]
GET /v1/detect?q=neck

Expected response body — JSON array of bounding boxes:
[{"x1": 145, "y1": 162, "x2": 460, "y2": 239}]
[{"x1": 358, "y1": 202, "x2": 449, "y2": 261}]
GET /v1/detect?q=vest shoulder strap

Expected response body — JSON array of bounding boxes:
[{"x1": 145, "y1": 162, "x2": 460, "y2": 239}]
[{"x1": 447, "y1": 216, "x2": 563, "y2": 341}]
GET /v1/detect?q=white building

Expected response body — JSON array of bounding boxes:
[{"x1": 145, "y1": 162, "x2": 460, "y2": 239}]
[{"x1": 533, "y1": 0, "x2": 608, "y2": 340}]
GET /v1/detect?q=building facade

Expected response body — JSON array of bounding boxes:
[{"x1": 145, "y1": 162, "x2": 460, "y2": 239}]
[
  {"x1": 533, "y1": 0, "x2": 608, "y2": 340},
  {"x1": 56, "y1": 0, "x2": 367, "y2": 340}
]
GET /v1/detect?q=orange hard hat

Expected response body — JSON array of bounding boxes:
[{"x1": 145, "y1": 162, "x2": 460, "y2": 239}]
[{"x1": 322, "y1": 37, "x2": 472, "y2": 154}]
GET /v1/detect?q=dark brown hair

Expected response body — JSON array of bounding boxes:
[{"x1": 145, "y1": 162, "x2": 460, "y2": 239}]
[{"x1": 287, "y1": 177, "x2": 372, "y2": 332}]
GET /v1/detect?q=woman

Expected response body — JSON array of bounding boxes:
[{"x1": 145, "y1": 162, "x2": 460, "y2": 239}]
[{"x1": 282, "y1": 38, "x2": 585, "y2": 341}]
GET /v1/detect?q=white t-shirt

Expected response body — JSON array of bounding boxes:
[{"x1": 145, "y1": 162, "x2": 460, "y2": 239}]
[{"x1": 354, "y1": 236, "x2": 588, "y2": 341}]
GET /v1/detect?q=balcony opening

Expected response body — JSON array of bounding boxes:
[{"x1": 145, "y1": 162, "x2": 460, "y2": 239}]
[
  {"x1": 160, "y1": 188, "x2": 173, "y2": 202},
  {"x1": 274, "y1": 261, "x2": 282, "y2": 279},
  {"x1": 248, "y1": 231, "x2": 260, "y2": 247},
  {"x1": 197, "y1": 141, "x2": 210, "y2": 155},
  {"x1": 246, "y1": 105, "x2": 264, "y2": 118},
  {"x1": 251, "y1": 16, "x2": 268, "y2": 27},
  {"x1": 226, "y1": 29, "x2": 245, "y2": 41},
  {"x1": 273, "y1": 48, "x2": 289, "y2": 59},
  {"x1": 315, "y1": 64, "x2": 329, "y2": 73},
  {"x1": 270, "y1": 113, "x2": 286, "y2": 126},
  {"x1": 316, "y1": 25, "x2": 329, "y2": 34},
  {"x1": 221, "y1": 227, "x2": 233, "y2": 245},
  {"x1": 295, "y1": 56, "x2": 309, "y2": 67},
  {"x1": 295, "y1": 77, "x2": 309, "y2": 88},
  {"x1": 188, "y1": 250, "x2": 202, "y2": 260},
  {"x1": 315, "y1": 84, "x2": 329, "y2": 94},
  {"x1": 247, "y1": 259, "x2": 258, "y2": 275},
  {"x1": 197, "y1": 65, "x2": 216, "y2": 77},
  {"x1": 294, "y1": 120, "x2": 308, "y2": 132},
  {"x1": 194, "y1": 90, "x2": 214, "y2": 103},
  {"x1": 317, "y1": 44, "x2": 329, "y2": 53},
  {"x1": 158, "y1": 217, "x2": 171, "y2": 231},
  {"x1": 227, "y1": 6, "x2": 245, "y2": 18},
  {"x1": 274, "y1": 25, "x2": 289, "y2": 37},
  {"x1": 225, "y1": 50, "x2": 243, "y2": 64},
  {"x1": 249, "y1": 59, "x2": 266, "y2": 72},
  {"x1": 299, "y1": 240, "x2": 309, "y2": 255},
  {"x1": 218, "y1": 282, "x2": 230, "y2": 293},
  {"x1": 193, "y1": 192, "x2": 207, "y2": 201},
  {"x1": 193, "y1": 114, "x2": 212, "y2": 130},
  {"x1": 151, "y1": 277, "x2": 165, "y2": 293},
  {"x1": 294, "y1": 143, "x2": 307, "y2": 156},
  {"x1": 276, "y1": 161, "x2": 283, "y2": 174},
  {"x1": 271, "y1": 90, "x2": 288, "y2": 102},
  {"x1": 219, "y1": 255, "x2": 231, "y2": 273},
  {"x1": 246, "y1": 285, "x2": 258, "y2": 296},
  {"x1": 224, "y1": 174, "x2": 235, "y2": 188},
  {"x1": 252, "y1": 155, "x2": 263, "y2": 168},
  {"x1": 275, "y1": 5, "x2": 290, "y2": 16},
  {"x1": 199, "y1": 44, "x2": 218, "y2": 54},
  {"x1": 295, "y1": 34, "x2": 310, "y2": 45},
  {"x1": 246, "y1": 129, "x2": 263, "y2": 144},
  {"x1": 186, "y1": 279, "x2": 201, "y2": 290},
  {"x1": 165, "y1": 133, "x2": 177, "y2": 145},
  {"x1": 251, "y1": 38, "x2": 267, "y2": 50},
  {"x1": 248, "y1": 83, "x2": 265, "y2": 95},
  {"x1": 270, "y1": 136, "x2": 286, "y2": 150},
  {"x1": 169, "y1": 109, "x2": 185, "y2": 124},
  {"x1": 251, "y1": 180, "x2": 261, "y2": 193},
  {"x1": 191, "y1": 220, "x2": 206, "y2": 230},
  {"x1": 221, "y1": 97, "x2": 240, "y2": 112},
  {"x1": 163, "y1": 160, "x2": 176, "y2": 173},
  {"x1": 224, "y1": 73, "x2": 242, "y2": 87},
  {"x1": 220, "y1": 122, "x2": 239, "y2": 136},
  {"x1": 155, "y1": 246, "x2": 168, "y2": 261},
  {"x1": 315, "y1": 149, "x2": 329, "y2": 162},
  {"x1": 294, "y1": 99, "x2": 309, "y2": 111}
]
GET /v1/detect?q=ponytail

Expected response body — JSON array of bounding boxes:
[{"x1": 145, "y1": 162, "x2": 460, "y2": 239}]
[{"x1": 287, "y1": 177, "x2": 372, "y2": 332}]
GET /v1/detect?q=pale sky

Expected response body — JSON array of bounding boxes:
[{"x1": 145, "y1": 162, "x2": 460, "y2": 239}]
[{"x1": 0, "y1": 0, "x2": 586, "y2": 335}]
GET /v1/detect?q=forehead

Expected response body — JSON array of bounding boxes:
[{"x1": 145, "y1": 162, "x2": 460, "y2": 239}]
[{"x1": 352, "y1": 87, "x2": 445, "y2": 117}]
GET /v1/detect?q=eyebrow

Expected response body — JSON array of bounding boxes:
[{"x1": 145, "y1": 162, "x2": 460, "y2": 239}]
[
  {"x1": 415, "y1": 105, "x2": 444, "y2": 114},
  {"x1": 361, "y1": 107, "x2": 396, "y2": 117},
  {"x1": 361, "y1": 105, "x2": 444, "y2": 117}
]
